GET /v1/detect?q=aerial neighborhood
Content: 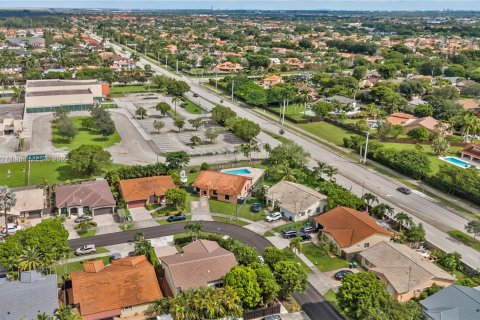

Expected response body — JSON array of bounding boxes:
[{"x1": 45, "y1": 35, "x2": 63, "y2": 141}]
[{"x1": 1, "y1": 7, "x2": 480, "y2": 320}]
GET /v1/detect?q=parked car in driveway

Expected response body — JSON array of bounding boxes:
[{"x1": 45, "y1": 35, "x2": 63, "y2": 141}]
[
  {"x1": 295, "y1": 232, "x2": 312, "y2": 241},
  {"x1": 334, "y1": 269, "x2": 353, "y2": 280},
  {"x1": 74, "y1": 214, "x2": 93, "y2": 223},
  {"x1": 396, "y1": 187, "x2": 412, "y2": 195},
  {"x1": 75, "y1": 244, "x2": 96, "y2": 256},
  {"x1": 265, "y1": 212, "x2": 282, "y2": 222},
  {"x1": 1, "y1": 225, "x2": 22, "y2": 234},
  {"x1": 301, "y1": 226, "x2": 317, "y2": 234},
  {"x1": 167, "y1": 213, "x2": 186, "y2": 222},
  {"x1": 281, "y1": 229, "x2": 298, "y2": 239},
  {"x1": 251, "y1": 202, "x2": 261, "y2": 213}
]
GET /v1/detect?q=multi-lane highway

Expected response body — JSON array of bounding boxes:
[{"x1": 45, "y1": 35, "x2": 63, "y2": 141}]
[
  {"x1": 91, "y1": 33, "x2": 479, "y2": 269},
  {"x1": 69, "y1": 221, "x2": 344, "y2": 320}
]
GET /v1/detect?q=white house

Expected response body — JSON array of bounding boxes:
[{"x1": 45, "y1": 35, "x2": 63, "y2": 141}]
[{"x1": 266, "y1": 181, "x2": 327, "y2": 221}]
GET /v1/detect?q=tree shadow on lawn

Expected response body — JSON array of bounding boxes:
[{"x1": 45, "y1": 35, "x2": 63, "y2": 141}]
[
  {"x1": 55, "y1": 164, "x2": 92, "y2": 182},
  {"x1": 92, "y1": 136, "x2": 109, "y2": 142}
]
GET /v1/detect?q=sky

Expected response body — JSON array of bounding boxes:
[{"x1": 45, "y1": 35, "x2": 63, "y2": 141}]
[{"x1": 0, "y1": 0, "x2": 479, "y2": 11}]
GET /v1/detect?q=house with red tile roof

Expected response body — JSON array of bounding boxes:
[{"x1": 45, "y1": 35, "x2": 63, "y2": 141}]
[
  {"x1": 69, "y1": 256, "x2": 162, "y2": 320},
  {"x1": 387, "y1": 112, "x2": 415, "y2": 126},
  {"x1": 403, "y1": 116, "x2": 450, "y2": 135},
  {"x1": 261, "y1": 75, "x2": 283, "y2": 89},
  {"x1": 313, "y1": 206, "x2": 393, "y2": 259},
  {"x1": 460, "y1": 143, "x2": 480, "y2": 165},
  {"x1": 118, "y1": 176, "x2": 177, "y2": 209},
  {"x1": 160, "y1": 240, "x2": 237, "y2": 295},
  {"x1": 192, "y1": 171, "x2": 252, "y2": 203}
]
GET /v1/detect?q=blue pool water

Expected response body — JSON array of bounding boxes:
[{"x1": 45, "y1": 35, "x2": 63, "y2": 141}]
[
  {"x1": 441, "y1": 157, "x2": 477, "y2": 168},
  {"x1": 224, "y1": 168, "x2": 251, "y2": 175}
]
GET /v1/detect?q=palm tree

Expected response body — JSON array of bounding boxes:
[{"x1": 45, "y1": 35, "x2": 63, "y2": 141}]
[
  {"x1": 134, "y1": 239, "x2": 153, "y2": 257},
  {"x1": 37, "y1": 312, "x2": 54, "y2": 320},
  {"x1": 298, "y1": 90, "x2": 313, "y2": 116},
  {"x1": 0, "y1": 185, "x2": 16, "y2": 236},
  {"x1": 394, "y1": 212, "x2": 414, "y2": 232},
  {"x1": 161, "y1": 87, "x2": 168, "y2": 101},
  {"x1": 324, "y1": 165, "x2": 338, "y2": 182},
  {"x1": 313, "y1": 161, "x2": 327, "y2": 180},
  {"x1": 18, "y1": 246, "x2": 44, "y2": 271},
  {"x1": 55, "y1": 304, "x2": 82, "y2": 320},
  {"x1": 372, "y1": 203, "x2": 394, "y2": 219},
  {"x1": 362, "y1": 192, "x2": 379, "y2": 211},
  {"x1": 152, "y1": 298, "x2": 170, "y2": 316},
  {"x1": 289, "y1": 237, "x2": 303, "y2": 255},
  {"x1": 172, "y1": 95, "x2": 182, "y2": 115}
]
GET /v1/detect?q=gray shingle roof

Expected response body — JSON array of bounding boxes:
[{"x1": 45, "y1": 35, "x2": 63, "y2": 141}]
[
  {"x1": 0, "y1": 271, "x2": 58, "y2": 320},
  {"x1": 420, "y1": 285, "x2": 480, "y2": 320}
]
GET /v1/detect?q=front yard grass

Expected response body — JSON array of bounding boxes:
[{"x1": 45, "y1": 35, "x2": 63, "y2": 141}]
[
  {"x1": 297, "y1": 121, "x2": 358, "y2": 146},
  {"x1": 0, "y1": 161, "x2": 125, "y2": 188},
  {"x1": 110, "y1": 85, "x2": 152, "y2": 93},
  {"x1": 77, "y1": 229, "x2": 96, "y2": 238},
  {"x1": 302, "y1": 243, "x2": 350, "y2": 272},
  {"x1": 208, "y1": 197, "x2": 266, "y2": 222},
  {"x1": 324, "y1": 289, "x2": 343, "y2": 315},
  {"x1": 55, "y1": 256, "x2": 111, "y2": 280},
  {"x1": 212, "y1": 216, "x2": 249, "y2": 226},
  {"x1": 448, "y1": 230, "x2": 480, "y2": 252},
  {"x1": 380, "y1": 142, "x2": 462, "y2": 173},
  {"x1": 282, "y1": 248, "x2": 311, "y2": 274},
  {"x1": 52, "y1": 116, "x2": 121, "y2": 150}
]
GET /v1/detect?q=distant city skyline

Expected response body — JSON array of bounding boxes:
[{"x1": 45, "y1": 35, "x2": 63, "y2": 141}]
[{"x1": 0, "y1": 1, "x2": 479, "y2": 11}]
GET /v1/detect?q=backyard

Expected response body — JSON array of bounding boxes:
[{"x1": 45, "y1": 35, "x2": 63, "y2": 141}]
[
  {"x1": 52, "y1": 116, "x2": 121, "y2": 150},
  {"x1": 54, "y1": 255, "x2": 111, "y2": 280}
]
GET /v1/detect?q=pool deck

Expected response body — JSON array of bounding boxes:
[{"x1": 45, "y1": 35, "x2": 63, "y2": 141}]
[
  {"x1": 440, "y1": 156, "x2": 480, "y2": 169},
  {"x1": 220, "y1": 166, "x2": 266, "y2": 185}
]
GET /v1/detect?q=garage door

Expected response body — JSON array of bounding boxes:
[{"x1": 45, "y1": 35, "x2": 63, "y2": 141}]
[
  {"x1": 93, "y1": 207, "x2": 114, "y2": 215},
  {"x1": 27, "y1": 210, "x2": 42, "y2": 219},
  {"x1": 127, "y1": 200, "x2": 146, "y2": 209}
]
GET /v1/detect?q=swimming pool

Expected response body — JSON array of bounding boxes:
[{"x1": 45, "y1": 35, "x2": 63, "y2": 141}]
[
  {"x1": 224, "y1": 168, "x2": 252, "y2": 175},
  {"x1": 441, "y1": 157, "x2": 478, "y2": 169}
]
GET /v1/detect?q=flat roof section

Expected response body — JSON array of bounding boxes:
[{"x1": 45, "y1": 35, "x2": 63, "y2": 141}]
[
  {"x1": 26, "y1": 80, "x2": 99, "y2": 88},
  {"x1": 0, "y1": 103, "x2": 25, "y2": 121},
  {"x1": 26, "y1": 89, "x2": 92, "y2": 97}
]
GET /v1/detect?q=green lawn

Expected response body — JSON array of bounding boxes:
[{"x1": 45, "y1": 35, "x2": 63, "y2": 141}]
[
  {"x1": 324, "y1": 289, "x2": 343, "y2": 315},
  {"x1": 380, "y1": 142, "x2": 462, "y2": 173},
  {"x1": 0, "y1": 161, "x2": 125, "y2": 188},
  {"x1": 185, "y1": 193, "x2": 200, "y2": 213},
  {"x1": 110, "y1": 85, "x2": 153, "y2": 93},
  {"x1": 263, "y1": 230, "x2": 274, "y2": 237},
  {"x1": 298, "y1": 121, "x2": 358, "y2": 146},
  {"x1": 302, "y1": 243, "x2": 350, "y2": 272},
  {"x1": 282, "y1": 248, "x2": 311, "y2": 274},
  {"x1": 78, "y1": 230, "x2": 96, "y2": 238},
  {"x1": 55, "y1": 256, "x2": 111, "y2": 279},
  {"x1": 181, "y1": 98, "x2": 207, "y2": 114},
  {"x1": 52, "y1": 116, "x2": 121, "y2": 150},
  {"x1": 156, "y1": 215, "x2": 192, "y2": 225},
  {"x1": 267, "y1": 104, "x2": 312, "y2": 121},
  {"x1": 212, "y1": 216, "x2": 249, "y2": 226},
  {"x1": 448, "y1": 230, "x2": 480, "y2": 252},
  {"x1": 208, "y1": 197, "x2": 266, "y2": 222}
]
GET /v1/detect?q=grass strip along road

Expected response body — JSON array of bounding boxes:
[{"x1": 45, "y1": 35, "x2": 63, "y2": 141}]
[{"x1": 68, "y1": 221, "x2": 343, "y2": 320}]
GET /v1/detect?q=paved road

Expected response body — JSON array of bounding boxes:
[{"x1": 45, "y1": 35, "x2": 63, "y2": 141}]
[
  {"x1": 68, "y1": 221, "x2": 343, "y2": 320},
  {"x1": 91, "y1": 34, "x2": 480, "y2": 269}
]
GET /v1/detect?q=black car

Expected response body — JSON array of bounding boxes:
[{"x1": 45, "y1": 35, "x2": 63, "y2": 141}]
[
  {"x1": 301, "y1": 226, "x2": 317, "y2": 234},
  {"x1": 295, "y1": 232, "x2": 312, "y2": 241},
  {"x1": 167, "y1": 213, "x2": 187, "y2": 222},
  {"x1": 334, "y1": 269, "x2": 353, "y2": 280},
  {"x1": 281, "y1": 229, "x2": 298, "y2": 239},
  {"x1": 397, "y1": 187, "x2": 412, "y2": 195},
  {"x1": 193, "y1": 93, "x2": 199, "y2": 97}
]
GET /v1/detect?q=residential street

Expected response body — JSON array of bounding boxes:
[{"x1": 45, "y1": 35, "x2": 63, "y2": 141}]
[
  {"x1": 92, "y1": 36, "x2": 480, "y2": 270},
  {"x1": 68, "y1": 221, "x2": 344, "y2": 320}
]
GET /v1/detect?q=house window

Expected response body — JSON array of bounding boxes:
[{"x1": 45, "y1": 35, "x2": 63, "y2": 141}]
[
  {"x1": 122, "y1": 306, "x2": 133, "y2": 311},
  {"x1": 316, "y1": 207, "x2": 321, "y2": 213},
  {"x1": 213, "y1": 190, "x2": 217, "y2": 195},
  {"x1": 203, "y1": 191, "x2": 207, "y2": 196},
  {"x1": 364, "y1": 259, "x2": 370, "y2": 267},
  {"x1": 364, "y1": 243, "x2": 370, "y2": 248},
  {"x1": 225, "y1": 195, "x2": 230, "y2": 200}
]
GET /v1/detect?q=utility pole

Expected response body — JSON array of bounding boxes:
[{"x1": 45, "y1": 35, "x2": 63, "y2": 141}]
[
  {"x1": 165, "y1": 55, "x2": 168, "y2": 67},
  {"x1": 176, "y1": 59, "x2": 179, "y2": 73},
  {"x1": 231, "y1": 80, "x2": 234, "y2": 101},
  {"x1": 363, "y1": 131, "x2": 370, "y2": 164}
]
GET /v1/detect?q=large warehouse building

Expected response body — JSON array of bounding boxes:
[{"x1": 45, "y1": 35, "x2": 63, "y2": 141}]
[{"x1": 25, "y1": 79, "x2": 109, "y2": 113}]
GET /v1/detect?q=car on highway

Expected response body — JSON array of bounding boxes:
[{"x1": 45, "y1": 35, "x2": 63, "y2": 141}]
[
  {"x1": 334, "y1": 269, "x2": 353, "y2": 280},
  {"x1": 301, "y1": 226, "x2": 317, "y2": 234},
  {"x1": 74, "y1": 214, "x2": 93, "y2": 223},
  {"x1": 1, "y1": 225, "x2": 23, "y2": 234},
  {"x1": 193, "y1": 93, "x2": 199, "y2": 97},
  {"x1": 396, "y1": 187, "x2": 412, "y2": 195},
  {"x1": 295, "y1": 232, "x2": 312, "y2": 242},
  {"x1": 281, "y1": 229, "x2": 298, "y2": 239},
  {"x1": 75, "y1": 244, "x2": 96, "y2": 256},
  {"x1": 167, "y1": 213, "x2": 186, "y2": 222},
  {"x1": 265, "y1": 212, "x2": 282, "y2": 222}
]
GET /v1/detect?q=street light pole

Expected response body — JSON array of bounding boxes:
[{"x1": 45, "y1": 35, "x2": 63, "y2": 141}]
[{"x1": 363, "y1": 131, "x2": 370, "y2": 164}]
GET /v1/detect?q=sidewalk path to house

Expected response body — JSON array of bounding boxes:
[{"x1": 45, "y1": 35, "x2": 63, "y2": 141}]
[{"x1": 190, "y1": 197, "x2": 213, "y2": 221}]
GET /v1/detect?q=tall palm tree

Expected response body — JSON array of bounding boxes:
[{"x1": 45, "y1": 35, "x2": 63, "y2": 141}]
[
  {"x1": 362, "y1": 192, "x2": 379, "y2": 211},
  {"x1": 172, "y1": 95, "x2": 182, "y2": 116},
  {"x1": 0, "y1": 185, "x2": 16, "y2": 236},
  {"x1": 394, "y1": 212, "x2": 414, "y2": 232},
  {"x1": 313, "y1": 161, "x2": 327, "y2": 180},
  {"x1": 134, "y1": 239, "x2": 153, "y2": 257},
  {"x1": 277, "y1": 163, "x2": 297, "y2": 182},
  {"x1": 289, "y1": 237, "x2": 303, "y2": 255},
  {"x1": 298, "y1": 90, "x2": 313, "y2": 116},
  {"x1": 18, "y1": 246, "x2": 43, "y2": 271},
  {"x1": 372, "y1": 203, "x2": 394, "y2": 219},
  {"x1": 324, "y1": 165, "x2": 338, "y2": 182}
]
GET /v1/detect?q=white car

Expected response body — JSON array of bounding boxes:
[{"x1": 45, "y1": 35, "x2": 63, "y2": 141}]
[
  {"x1": 75, "y1": 244, "x2": 97, "y2": 256},
  {"x1": 1, "y1": 225, "x2": 23, "y2": 234},
  {"x1": 265, "y1": 212, "x2": 282, "y2": 222}
]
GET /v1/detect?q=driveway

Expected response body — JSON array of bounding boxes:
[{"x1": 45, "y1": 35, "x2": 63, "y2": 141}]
[
  {"x1": 325, "y1": 268, "x2": 361, "y2": 288},
  {"x1": 129, "y1": 207, "x2": 153, "y2": 221},
  {"x1": 94, "y1": 214, "x2": 116, "y2": 227}
]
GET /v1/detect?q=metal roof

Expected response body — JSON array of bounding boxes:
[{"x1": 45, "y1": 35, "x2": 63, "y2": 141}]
[{"x1": 420, "y1": 285, "x2": 480, "y2": 320}]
